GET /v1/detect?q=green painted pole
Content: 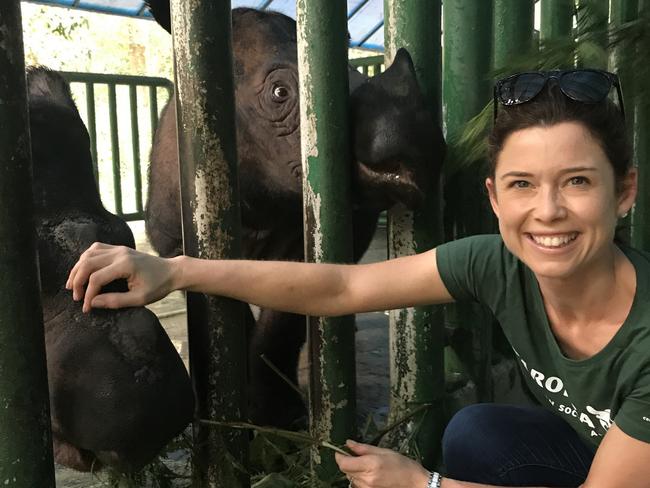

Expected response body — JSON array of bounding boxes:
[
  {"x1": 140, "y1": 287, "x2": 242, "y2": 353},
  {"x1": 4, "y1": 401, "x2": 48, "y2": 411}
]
[
  {"x1": 108, "y1": 83, "x2": 123, "y2": 215},
  {"x1": 610, "y1": 1, "x2": 638, "y2": 243},
  {"x1": 632, "y1": 2, "x2": 650, "y2": 250},
  {"x1": 610, "y1": 1, "x2": 640, "y2": 95},
  {"x1": 576, "y1": 0, "x2": 609, "y2": 69},
  {"x1": 493, "y1": 0, "x2": 535, "y2": 71},
  {"x1": 540, "y1": 0, "x2": 575, "y2": 43},
  {"x1": 383, "y1": 0, "x2": 445, "y2": 468},
  {"x1": 0, "y1": 1, "x2": 55, "y2": 486},
  {"x1": 443, "y1": 0, "x2": 495, "y2": 408},
  {"x1": 296, "y1": 0, "x2": 356, "y2": 481},
  {"x1": 443, "y1": 0, "x2": 493, "y2": 145},
  {"x1": 170, "y1": 1, "x2": 248, "y2": 486}
]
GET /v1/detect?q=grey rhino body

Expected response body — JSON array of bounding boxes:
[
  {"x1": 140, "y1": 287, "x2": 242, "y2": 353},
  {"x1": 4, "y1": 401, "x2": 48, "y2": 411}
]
[
  {"x1": 28, "y1": 67, "x2": 194, "y2": 472},
  {"x1": 145, "y1": 6, "x2": 445, "y2": 427}
]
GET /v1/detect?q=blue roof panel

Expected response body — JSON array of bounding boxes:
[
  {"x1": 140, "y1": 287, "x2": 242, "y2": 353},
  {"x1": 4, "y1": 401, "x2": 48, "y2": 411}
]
[
  {"x1": 22, "y1": 0, "x2": 384, "y2": 50},
  {"x1": 347, "y1": 0, "x2": 383, "y2": 48}
]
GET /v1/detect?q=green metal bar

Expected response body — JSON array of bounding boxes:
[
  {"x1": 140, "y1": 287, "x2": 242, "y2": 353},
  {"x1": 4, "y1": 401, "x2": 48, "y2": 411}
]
[
  {"x1": 383, "y1": 0, "x2": 444, "y2": 468},
  {"x1": 611, "y1": 1, "x2": 638, "y2": 244},
  {"x1": 119, "y1": 211, "x2": 145, "y2": 221},
  {"x1": 493, "y1": 0, "x2": 535, "y2": 71},
  {"x1": 349, "y1": 54, "x2": 385, "y2": 68},
  {"x1": 61, "y1": 71, "x2": 173, "y2": 88},
  {"x1": 170, "y1": 0, "x2": 248, "y2": 486},
  {"x1": 443, "y1": 0, "x2": 493, "y2": 140},
  {"x1": 107, "y1": 83, "x2": 123, "y2": 215},
  {"x1": 443, "y1": 0, "x2": 495, "y2": 409},
  {"x1": 610, "y1": 0, "x2": 638, "y2": 80},
  {"x1": 576, "y1": 0, "x2": 609, "y2": 69},
  {"x1": 632, "y1": 1, "x2": 650, "y2": 250},
  {"x1": 85, "y1": 82, "x2": 99, "y2": 182},
  {"x1": 0, "y1": 1, "x2": 55, "y2": 486},
  {"x1": 297, "y1": 0, "x2": 355, "y2": 481},
  {"x1": 540, "y1": 0, "x2": 575, "y2": 42},
  {"x1": 149, "y1": 85, "x2": 160, "y2": 140},
  {"x1": 129, "y1": 84, "x2": 144, "y2": 213}
]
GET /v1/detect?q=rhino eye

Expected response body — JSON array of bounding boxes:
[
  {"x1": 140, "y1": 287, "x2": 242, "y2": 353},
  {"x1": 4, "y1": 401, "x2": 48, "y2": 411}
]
[{"x1": 272, "y1": 84, "x2": 290, "y2": 101}]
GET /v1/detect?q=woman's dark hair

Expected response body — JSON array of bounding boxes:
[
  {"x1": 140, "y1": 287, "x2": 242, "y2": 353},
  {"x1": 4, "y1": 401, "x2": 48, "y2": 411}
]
[{"x1": 488, "y1": 82, "x2": 632, "y2": 193}]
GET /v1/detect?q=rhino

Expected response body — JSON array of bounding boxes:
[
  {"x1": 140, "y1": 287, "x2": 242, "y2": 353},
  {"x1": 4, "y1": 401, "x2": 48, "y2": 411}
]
[
  {"x1": 145, "y1": 4, "x2": 445, "y2": 427},
  {"x1": 27, "y1": 67, "x2": 193, "y2": 472}
]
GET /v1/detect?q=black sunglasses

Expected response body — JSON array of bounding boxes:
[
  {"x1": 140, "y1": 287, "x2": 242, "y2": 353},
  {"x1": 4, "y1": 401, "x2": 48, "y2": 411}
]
[{"x1": 493, "y1": 69, "x2": 625, "y2": 122}]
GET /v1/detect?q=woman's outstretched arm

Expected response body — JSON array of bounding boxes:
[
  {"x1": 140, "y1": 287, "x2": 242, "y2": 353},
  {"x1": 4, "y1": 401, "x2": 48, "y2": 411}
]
[{"x1": 66, "y1": 242, "x2": 454, "y2": 315}]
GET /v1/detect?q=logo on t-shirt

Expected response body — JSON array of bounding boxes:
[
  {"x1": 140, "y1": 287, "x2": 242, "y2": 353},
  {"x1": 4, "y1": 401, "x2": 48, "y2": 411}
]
[{"x1": 513, "y1": 347, "x2": 613, "y2": 439}]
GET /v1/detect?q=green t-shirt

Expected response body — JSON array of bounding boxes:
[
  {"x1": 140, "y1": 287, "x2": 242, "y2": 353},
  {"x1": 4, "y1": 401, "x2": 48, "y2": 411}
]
[{"x1": 436, "y1": 234, "x2": 650, "y2": 449}]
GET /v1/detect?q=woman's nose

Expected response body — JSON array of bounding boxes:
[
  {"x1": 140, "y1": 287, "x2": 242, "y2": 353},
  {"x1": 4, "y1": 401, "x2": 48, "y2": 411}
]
[{"x1": 533, "y1": 187, "x2": 567, "y2": 222}]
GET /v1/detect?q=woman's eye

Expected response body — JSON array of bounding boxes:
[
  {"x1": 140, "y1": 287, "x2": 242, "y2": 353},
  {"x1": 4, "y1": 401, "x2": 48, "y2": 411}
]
[
  {"x1": 510, "y1": 180, "x2": 530, "y2": 189},
  {"x1": 568, "y1": 176, "x2": 589, "y2": 186},
  {"x1": 272, "y1": 85, "x2": 289, "y2": 101}
]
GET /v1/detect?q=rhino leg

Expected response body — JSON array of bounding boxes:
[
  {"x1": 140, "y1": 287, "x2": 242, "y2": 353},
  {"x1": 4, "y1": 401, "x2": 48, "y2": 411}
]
[
  {"x1": 248, "y1": 309, "x2": 307, "y2": 428},
  {"x1": 53, "y1": 436, "x2": 99, "y2": 472}
]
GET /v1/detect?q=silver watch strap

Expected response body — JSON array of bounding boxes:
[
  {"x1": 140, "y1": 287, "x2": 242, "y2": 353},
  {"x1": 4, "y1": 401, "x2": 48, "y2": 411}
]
[{"x1": 426, "y1": 471, "x2": 442, "y2": 488}]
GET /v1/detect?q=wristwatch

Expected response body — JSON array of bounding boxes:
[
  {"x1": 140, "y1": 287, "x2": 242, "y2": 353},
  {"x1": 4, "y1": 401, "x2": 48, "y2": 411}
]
[{"x1": 426, "y1": 471, "x2": 442, "y2": 488}]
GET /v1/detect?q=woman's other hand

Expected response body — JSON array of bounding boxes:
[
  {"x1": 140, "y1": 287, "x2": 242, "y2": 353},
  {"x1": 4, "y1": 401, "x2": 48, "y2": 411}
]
[
  {"x1": 335, "y1": 440, "x2": 431, "y2": 488},
  {"x1": 66, "y1": 242, "x2": 180, "y2": 312}
]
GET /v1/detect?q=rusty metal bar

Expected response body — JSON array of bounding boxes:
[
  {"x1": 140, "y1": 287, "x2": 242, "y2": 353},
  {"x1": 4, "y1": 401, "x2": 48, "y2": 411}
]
[
  {"x1": 383, "y1": 0, "x2": 445, "y2": 469},
  {"x1": 0, "y1": 1, "x2": 55, "y2": 486},
  {"x1": 170, "y1": 0, "x2": 248, "y2": 486},
  {"x1": 297, "y1": 0, "x2": 356, "y2": 481}
]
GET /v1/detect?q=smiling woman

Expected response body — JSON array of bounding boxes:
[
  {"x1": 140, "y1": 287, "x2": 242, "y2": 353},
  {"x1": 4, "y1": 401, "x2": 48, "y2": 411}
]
[{"x1": 67, "y1": 70, "x2": 650, "y2": 488}]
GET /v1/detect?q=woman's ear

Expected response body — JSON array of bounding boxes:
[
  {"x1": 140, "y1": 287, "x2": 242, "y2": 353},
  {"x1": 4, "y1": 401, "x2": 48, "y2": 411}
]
[
  {"x1": 617, "y1": 167, "x2": 638, "y2": 218},
  {"x1": 486, "y1": 177, "x2": 500, "y2": 219}
]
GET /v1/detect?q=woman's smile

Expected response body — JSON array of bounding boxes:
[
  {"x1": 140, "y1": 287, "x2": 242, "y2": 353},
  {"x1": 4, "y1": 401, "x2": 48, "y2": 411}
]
[{"x1": 526, "y1": 232, "x2": 579, "y2": 250}]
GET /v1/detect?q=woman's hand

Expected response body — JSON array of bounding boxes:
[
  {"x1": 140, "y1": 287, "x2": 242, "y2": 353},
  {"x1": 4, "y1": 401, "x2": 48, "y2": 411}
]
[
  {"x1": 66, "y1": 242, "x2": 181, "y2": 312},
  {"x1": 335, "y1": 440, "x2": 431, "y2": 488}
]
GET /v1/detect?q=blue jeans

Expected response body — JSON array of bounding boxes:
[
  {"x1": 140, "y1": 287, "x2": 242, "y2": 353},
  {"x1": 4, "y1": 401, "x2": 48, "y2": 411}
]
[{"x1": 442, "y1": 404, "x2": 595, "y2": 487}]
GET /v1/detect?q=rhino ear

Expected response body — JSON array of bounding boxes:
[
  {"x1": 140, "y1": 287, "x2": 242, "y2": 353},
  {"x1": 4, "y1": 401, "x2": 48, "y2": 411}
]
[
  {"x1": 387, "y1": 48, "x2": 417, "y2": 80},
  {"x1": 146, "y1": 0, "x2": 171, "y2": 34}
]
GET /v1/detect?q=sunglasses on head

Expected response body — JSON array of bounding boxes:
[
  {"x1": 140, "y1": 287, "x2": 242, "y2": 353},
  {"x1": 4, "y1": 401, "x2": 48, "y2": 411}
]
[{"x1": 493, "y1": 69, "x2": 625, "y2": 122}]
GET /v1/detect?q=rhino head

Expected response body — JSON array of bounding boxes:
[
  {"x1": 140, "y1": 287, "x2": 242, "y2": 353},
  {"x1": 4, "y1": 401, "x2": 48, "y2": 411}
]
[
  {"x1": 145, "y1": 5, "x2": 445, "y2": 259},
  {"x1": 27, "y1": 67, "x2": 194, "y2": 472}
]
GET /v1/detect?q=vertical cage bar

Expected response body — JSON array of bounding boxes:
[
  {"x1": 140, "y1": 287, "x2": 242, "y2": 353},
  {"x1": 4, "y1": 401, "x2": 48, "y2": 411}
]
[
  {"x1": 107, "y1": 82, "x2": 123, "y2": 215},
  {"x1": 85, "y1": 82, "x2": 99, "y2": 183},
  {"x1": 611, "y1": 0, "x2": 638, "y2": 243},
  {"x1": 540, "y1": 0, "x2": 575, "y2": 42},
  {"x1": 297, "y1": 0, "x2": 356, "y2": 481},
  {"x1": 576, "y1": 0, "x2": 609, "y2": 69},
  {"x1": 493, "y1": 0, "x2": 535, "y2": 71},
  {"x1": 0, "y1": 1, "x2": 55, "y2": 486},
  {"x1": 383, "y1": 0, "x2": 445, "y2": 468},
  {"x1": 632, "y1": 1, "x2": 650, "y2": 250},
  {"x1": 443, "y1": 0, "x2": 496, "y2": 408},
  {"x1": 129, "y1": 84, "x2": 143, "y2": 214},
  {"x1": 170, "y1": 0, "x2": 248, "y2": 486},
  {"x1": 149, "y1": 85, "x2": 159, "y2": 141}
]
